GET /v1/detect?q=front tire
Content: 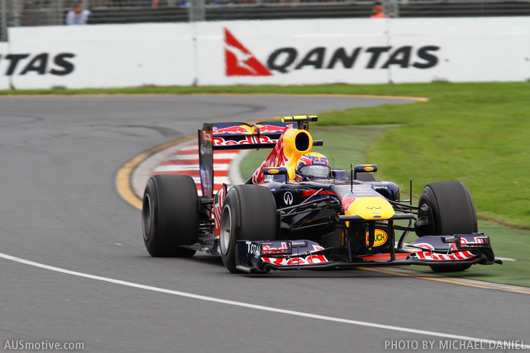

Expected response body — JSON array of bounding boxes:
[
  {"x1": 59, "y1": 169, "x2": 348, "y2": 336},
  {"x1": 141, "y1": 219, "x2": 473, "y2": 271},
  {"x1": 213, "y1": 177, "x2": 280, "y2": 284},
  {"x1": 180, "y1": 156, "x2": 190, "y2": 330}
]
[
  {"x1": 220, "y1": 185, "x2": 279, "y2": 273},
  {"x1": 416, "y1": 181, "x2": 477, "y2": 272},
  {"x1": 142, "y1": 174, "x2": 198, "y2": 257}
]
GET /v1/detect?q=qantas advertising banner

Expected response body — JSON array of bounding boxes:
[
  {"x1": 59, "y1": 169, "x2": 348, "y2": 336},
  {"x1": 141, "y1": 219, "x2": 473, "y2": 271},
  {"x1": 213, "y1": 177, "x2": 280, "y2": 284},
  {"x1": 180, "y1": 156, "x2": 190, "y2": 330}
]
[
  {"x1": 197, "y1": 19, "x2": 412, "y2": 85},
  {"x1": 3, "y1": 17, "x2": 530, "y2": 89},
  {"x1": 195, "y1": 18, "x2": 530, "y2": 85}
]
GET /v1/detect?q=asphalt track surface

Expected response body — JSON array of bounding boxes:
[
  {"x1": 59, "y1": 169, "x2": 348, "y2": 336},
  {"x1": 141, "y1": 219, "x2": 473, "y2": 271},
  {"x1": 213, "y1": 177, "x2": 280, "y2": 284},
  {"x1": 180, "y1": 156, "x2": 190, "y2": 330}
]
[{"x1": 0, "y1": 95, "x2": 528, "y2": 353}]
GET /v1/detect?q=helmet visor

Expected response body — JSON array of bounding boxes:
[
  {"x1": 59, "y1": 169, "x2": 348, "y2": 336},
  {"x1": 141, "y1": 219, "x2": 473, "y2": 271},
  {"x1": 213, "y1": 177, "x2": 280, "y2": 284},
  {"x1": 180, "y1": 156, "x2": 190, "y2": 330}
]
[{"x1": 299, "y1": 165, "x2": 330, "y2": 179}]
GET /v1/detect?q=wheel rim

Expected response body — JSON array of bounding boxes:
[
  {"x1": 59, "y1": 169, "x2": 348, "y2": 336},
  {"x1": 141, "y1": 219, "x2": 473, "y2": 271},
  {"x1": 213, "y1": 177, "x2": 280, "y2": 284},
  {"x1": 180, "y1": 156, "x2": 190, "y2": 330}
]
[
  {"x1": 220, "y1": 205, "x2": 232, "y2": 255},
  {"x1": 142, "y1": 194, "x2": 152, "y2": 241}
]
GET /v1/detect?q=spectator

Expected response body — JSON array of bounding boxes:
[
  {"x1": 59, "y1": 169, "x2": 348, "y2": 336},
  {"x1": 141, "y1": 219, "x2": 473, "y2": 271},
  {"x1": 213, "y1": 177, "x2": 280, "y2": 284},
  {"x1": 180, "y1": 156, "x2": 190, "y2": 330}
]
[
  {"x1": 66, "y1": 0, "x2": 91, "y2": 25},
  {"x1": 371, "y1": 5, "x2": 389, "y2": 18}
]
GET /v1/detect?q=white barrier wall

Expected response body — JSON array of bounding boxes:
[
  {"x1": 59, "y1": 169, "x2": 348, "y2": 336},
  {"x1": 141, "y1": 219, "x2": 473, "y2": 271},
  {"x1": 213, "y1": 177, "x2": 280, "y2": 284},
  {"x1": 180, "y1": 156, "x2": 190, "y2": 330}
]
[
  {"x1": 387, "y1": 18, "x2": 530, "y2": 83},
  {"x1": 3, "y1": 17, "x2": 530, "y2": 89},
  {"x1": 5, "y1": 23, "x2": 195, "y2": 89}
]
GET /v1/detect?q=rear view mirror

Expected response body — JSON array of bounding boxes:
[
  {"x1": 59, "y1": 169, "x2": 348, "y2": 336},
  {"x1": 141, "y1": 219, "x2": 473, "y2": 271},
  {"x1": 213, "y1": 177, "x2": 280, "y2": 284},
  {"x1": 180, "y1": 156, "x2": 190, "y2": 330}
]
[{"x1": 354, "y1": 164, "x2": 377, "y2": 180}]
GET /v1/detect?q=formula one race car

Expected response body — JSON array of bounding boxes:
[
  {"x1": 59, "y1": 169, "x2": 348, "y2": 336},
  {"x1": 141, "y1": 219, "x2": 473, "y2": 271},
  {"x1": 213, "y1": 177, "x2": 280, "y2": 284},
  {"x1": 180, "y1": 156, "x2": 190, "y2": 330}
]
[{"x1": 142, "y1": 116, "x2": 501, "y2": 274}]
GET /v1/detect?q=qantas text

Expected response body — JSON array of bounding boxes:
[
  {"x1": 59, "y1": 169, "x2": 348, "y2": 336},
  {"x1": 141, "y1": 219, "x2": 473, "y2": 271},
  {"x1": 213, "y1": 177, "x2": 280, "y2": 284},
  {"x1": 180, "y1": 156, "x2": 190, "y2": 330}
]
[
  {"x1": 267, "y1": 46, "x2": 440, "y2": 73},
  {"x1": 0, "y1": 53, "x2": 75, "y2": 76}
]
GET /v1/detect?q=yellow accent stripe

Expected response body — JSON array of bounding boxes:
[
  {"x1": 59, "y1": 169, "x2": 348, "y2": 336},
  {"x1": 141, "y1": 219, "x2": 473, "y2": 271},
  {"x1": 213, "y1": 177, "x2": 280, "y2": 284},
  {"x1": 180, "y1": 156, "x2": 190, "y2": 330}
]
[
  {"x1": 115, "y1": 135, "x2": 196, "y2": 210},
  {"x1": 359, "y1": 267, "x2": 530, "y2": 295}
]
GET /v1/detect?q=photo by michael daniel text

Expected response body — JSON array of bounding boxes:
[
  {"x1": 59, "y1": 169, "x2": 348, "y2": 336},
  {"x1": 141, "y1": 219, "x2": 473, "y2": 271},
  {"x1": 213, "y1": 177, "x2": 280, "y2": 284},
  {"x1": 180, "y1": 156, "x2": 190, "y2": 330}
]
[{"x1": 384, "y1": 339, "x2": 528, "y2": 351}]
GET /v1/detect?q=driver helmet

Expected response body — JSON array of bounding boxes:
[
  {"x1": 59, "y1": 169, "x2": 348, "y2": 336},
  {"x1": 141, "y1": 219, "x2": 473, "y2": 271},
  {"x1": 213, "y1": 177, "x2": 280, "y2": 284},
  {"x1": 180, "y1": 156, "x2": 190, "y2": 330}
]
[{"x1": 295, "y1": 152, "x2": 331, "y2": 180}]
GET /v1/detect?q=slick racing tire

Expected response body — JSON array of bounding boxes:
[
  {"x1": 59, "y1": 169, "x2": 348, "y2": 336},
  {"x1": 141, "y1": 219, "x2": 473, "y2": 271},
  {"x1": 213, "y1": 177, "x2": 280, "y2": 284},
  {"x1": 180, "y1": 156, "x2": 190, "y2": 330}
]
[
  {"x1": 142, "y1": 174, "x2": 198, "y2": 257},
  {"x1": 219, "y1": 185, "x2": 279, "y2": 273},
  {"x1": 416, "y1": 181, "x2": 477, "y2": 272}
]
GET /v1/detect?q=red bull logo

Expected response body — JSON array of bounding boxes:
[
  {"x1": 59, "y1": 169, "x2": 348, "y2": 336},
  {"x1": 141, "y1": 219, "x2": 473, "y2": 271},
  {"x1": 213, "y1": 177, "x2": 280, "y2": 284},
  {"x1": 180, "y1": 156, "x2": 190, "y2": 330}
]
[
  {"x1": 213, "y1": 125, "x2": 253, "y2": 135},
  {"x1": 257, "y1": 124, "x2": 292, "y2": 134},
  {"x1": 213, "y1": 124, "x2": 289, "y2": 135},
  {"x1": 313, "y1": 156, "x2": 327, "y2": 165}
]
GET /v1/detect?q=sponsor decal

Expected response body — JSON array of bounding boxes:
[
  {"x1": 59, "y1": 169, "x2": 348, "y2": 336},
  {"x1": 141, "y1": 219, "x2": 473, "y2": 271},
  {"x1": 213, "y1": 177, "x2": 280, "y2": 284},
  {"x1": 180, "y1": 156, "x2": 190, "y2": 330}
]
[
  {"x1": 247, "y1": 242, "x2": 262, "y2": 256},
  {"x1": 261, "y1": 243, "x2": 290, "y2": 254},
  {"x1": 224, "y1": 28, "x2": 440, "y2": 77},
  {"x1": 283, "y1": 191, "x2": 294, "y2": 206},
  {"x1": 213, "y1": 123, "x2": 289, "y2": 135},
  {"x1": 412, "y1": 250, "x2": 475, "y2": 261},
  {"x1": 224, "y1": 28, "x2": 272, "y2": 77},
  {"x1": 214, "y1": 124, "x2": 256, "y2": 135},
  {"x1": 312, "y1": 156, "x2": 327, "y2": 165},
  {"x1": 262, "y1": 254, "x2": 329, "y2": 266},
  {"x1": 212, "y1": 135, "x2": 277, "y2": 147},
  {"x1": 200, "y1": 130, "x2": 213, "y2": 155},
  {"x1": 0, "y1": 52, "x2": 75, "y2": 76},
  {"x1": 201, "y1": 130, "x2": 213, "y2": 142},
  {"x1": 366, "y1": 229, "x2": 388, "y2": 247},
  {"x1": 267, "y1": 46, "x2": 440, "y2": 73}
]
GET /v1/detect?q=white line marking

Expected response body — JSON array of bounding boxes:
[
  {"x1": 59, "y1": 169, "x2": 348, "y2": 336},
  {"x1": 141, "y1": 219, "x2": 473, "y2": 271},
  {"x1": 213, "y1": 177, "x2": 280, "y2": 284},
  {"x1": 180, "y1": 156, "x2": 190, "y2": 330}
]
[
  {"x1": 0, "y1": 252, "x2": 527, "y2": 347},
  {"x1": 496, "y1": 257, "x2": 517, "y2": 262}
]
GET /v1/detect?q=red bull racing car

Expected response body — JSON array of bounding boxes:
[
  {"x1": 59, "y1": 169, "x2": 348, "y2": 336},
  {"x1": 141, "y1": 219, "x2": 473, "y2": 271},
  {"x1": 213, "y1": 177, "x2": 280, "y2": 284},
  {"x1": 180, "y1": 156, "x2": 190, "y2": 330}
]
[{"x1": 142, "y1": 116, "x2": 501, "y2": 274}]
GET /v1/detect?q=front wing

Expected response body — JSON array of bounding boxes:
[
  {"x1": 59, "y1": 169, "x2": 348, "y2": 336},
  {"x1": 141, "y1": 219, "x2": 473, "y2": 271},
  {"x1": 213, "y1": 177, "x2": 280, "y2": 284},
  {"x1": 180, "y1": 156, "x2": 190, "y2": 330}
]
[{"x1": 235, "y1": 234, "x2": 500, "y2": 273}]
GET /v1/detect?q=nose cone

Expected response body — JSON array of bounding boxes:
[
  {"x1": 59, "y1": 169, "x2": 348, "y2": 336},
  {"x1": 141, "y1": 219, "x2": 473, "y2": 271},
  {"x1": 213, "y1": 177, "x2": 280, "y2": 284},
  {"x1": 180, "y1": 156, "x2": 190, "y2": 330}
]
[{"x1": 345, "y1": 197, "x2": 395, "y2": 220}]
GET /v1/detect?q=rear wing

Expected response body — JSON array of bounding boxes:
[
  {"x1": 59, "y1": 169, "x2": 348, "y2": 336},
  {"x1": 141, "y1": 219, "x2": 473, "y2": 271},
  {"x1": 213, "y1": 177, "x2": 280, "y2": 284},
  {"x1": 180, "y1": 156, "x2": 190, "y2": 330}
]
[{"x1": 198, "y1": 116, "x2": 318, "y2": 198}]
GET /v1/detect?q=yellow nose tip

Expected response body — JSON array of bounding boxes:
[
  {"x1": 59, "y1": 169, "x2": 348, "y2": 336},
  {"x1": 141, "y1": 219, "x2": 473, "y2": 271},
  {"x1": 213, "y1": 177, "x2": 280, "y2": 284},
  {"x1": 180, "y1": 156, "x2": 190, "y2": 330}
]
[{"x1": 346, "y1": 197, "x2": 395, "y2": 220}]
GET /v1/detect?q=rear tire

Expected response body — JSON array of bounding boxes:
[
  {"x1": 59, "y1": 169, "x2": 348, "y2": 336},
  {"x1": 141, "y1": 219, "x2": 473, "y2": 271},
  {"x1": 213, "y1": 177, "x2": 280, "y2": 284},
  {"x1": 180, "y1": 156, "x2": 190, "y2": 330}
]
[
  {"x1": 219, "y1": 185, "x2": 279, "y2": 273},
  {"x1": 142, "y1": 174, "x2": 198, "y2": 257},
  {"x1": 416, "y1": 181, "x2": 477, "y2": 272}
]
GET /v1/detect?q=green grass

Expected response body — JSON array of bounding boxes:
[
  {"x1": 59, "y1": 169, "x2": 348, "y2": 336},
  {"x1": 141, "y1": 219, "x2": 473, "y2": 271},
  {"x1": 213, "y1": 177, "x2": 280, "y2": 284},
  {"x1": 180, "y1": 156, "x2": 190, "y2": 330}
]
[{"x1": 1, "y1": 81, "x2": 526, "y2": 98}]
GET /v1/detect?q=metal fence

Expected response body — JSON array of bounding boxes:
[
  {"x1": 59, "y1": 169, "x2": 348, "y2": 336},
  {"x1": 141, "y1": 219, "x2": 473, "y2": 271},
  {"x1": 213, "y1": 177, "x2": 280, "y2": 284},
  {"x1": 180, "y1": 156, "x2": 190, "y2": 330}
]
[{"x1": 1, "y1": 0, "x2": 530, "y2": 41}]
